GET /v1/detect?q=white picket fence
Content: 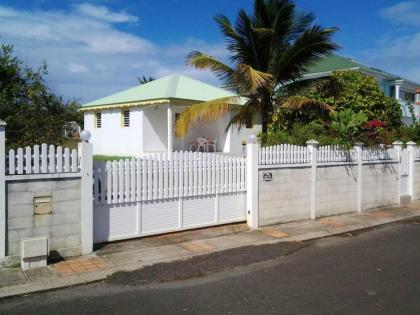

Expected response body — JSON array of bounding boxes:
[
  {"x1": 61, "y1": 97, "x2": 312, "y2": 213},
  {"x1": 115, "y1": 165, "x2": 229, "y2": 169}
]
[
  {"x1": 258, "y1": 144, "x2": 398, "y2": 165},
  {"x1": 93, "y1": 152, "x2": 246, "y2": 205},
  {"x1": 258, "y1": 144, "x2": 310, "y2": 165},
  {"x1": 362, "y1": 147, "x2": 396, "y2": 161},
  {"x1": 416, "y1": 148, "x2": 420, "y2": 160},
  {"x1": 7, "y1": 144, "x2": 79, "y2": 175},
  {"x1": 317, "y1": 145, "x2": 357, "y2": 163}
]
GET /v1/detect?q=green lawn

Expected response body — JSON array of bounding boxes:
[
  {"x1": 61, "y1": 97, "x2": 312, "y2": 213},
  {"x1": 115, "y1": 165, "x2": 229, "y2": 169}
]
[{"x1": 93, "y1": 155, "x2": 133, "y2": 162}]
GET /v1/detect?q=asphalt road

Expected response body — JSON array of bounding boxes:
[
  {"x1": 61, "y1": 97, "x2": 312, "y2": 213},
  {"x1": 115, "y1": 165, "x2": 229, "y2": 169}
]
[{"x1": 2, "y1": 218, "x2": 420, "y2": 315}]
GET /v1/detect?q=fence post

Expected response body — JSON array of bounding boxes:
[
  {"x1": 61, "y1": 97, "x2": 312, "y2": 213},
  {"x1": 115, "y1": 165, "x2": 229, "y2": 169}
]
[
  {"x1": 306, "y1": 140, "x2": 318, "y2": 220},
  {"x1": 80, "y1": 130, "x2": 93, "y2": 255},
  {"x1": 354, "y1": 143, "x2": 363, "y2": 213},
  {"x1": 406, "y1": 141, "x2": 416, "y2": 201},
  {"x1": 393, "y1": 141, "x2": 403, "y2": 204},
  {"x1": 0, "y1": 121, "x2": 5, "y2": 259},
  {"x1": 246, "y1": 135, "x2": 259, "y2": 229}
]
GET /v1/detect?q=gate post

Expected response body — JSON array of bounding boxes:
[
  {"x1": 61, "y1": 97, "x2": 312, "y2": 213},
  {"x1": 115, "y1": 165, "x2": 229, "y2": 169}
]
[
  {"x1": 406, "y1": 141, "x2": 416, "y2": 200},
  {"x1": 353, "y1": 143, "x2": 363, "y2": 213},
  {"x1": 80, "y1": 130, "x2": 93, "y2": 255},
  {"x1": 246, "y1": 135, "x2": 259, "y2": 229},
  {"x1": 0, "y1": 121, "x2": 6, "y2": 260},
  {"x1": 306, "y1": 140, "x2": 319, "y2": 220},
  {"x1": 393, "y1": 141, "x2": 403, "y2": 204}
]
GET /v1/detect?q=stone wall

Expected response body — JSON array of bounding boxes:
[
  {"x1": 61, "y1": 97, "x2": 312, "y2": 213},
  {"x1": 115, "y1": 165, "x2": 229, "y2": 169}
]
[
  {"x1": 7, "y1": 177, "x2": 81, "y2": 262},
  {"x1": 258, "y1": 166, "x2": 311, "y2": 226},
  {"x1": 316, "y1": 164, "x2": 358, "y2": 218},
  {"x1": 362, "y1": 162, "x2": 399, "y2": 210}
]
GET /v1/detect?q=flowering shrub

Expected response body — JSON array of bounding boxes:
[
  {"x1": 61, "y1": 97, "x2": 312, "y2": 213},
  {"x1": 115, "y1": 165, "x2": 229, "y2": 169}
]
[{"x1": 364, "y1": 119, "x2": 387, "y2": 129}]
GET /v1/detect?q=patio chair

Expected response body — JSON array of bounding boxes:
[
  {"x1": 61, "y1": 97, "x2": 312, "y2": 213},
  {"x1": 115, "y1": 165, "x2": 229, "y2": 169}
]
[
  {"x1": 196, "y1": 137, "x2": 207, "y2": 152},
  {"x1": 189, "y1": 140, "x2": 197, "y2": 151},
  {"x1": 206, "y1": 138, "x2": 217, "y2": 152}
]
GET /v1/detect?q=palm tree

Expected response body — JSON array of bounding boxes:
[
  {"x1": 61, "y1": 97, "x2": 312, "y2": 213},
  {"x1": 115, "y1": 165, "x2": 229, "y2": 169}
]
[
  {"x1": 176, "y1": 0, "x2": 338, "y2": 137},
  {"x1": 137, "y1": 76, "x2": 154, "y2": 85}
]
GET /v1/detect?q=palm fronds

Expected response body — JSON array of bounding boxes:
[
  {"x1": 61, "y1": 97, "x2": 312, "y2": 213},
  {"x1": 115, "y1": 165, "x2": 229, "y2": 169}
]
[{"x1": 175, "y1": 96, "x2": 242, "y2": 137}]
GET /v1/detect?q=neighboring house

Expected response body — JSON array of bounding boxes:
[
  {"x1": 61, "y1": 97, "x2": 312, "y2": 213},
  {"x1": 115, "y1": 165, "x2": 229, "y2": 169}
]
[
  {"x1": 81, "y1": 74, "x2": 261, "y2": 156},
  {"x1": 304, "y1": 54, "x2": 420, "y2": 124}
]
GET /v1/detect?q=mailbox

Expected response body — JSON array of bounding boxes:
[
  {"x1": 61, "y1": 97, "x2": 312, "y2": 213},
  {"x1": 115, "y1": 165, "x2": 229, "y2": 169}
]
[{"x1": 33, "y1": 196, "x2": 53, "y2": 215}]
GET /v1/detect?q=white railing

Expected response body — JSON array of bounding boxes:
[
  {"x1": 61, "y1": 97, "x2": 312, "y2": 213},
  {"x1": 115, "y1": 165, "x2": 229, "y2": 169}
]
[
  {"x1": 362, "y1": 147, "x2": 395, "y2": 161},
  {"x1": 7, "y1": 144, "x2": 79, "y2": 175},
  {"x1": 259, "y1": 144, "x2": 310, "y2": 165},
  {"x1": 415, "y1": 147, "x2": 420, "y2": 160},
  {"x1": 93, "y1": 152, "x2": 246, "y2": 205},
  {"x1": 259, "y1": 143, "x2": 398, "y2": 166},
  {"x1": 317, "y1": 145, "x2": 356, "y2": 163}
]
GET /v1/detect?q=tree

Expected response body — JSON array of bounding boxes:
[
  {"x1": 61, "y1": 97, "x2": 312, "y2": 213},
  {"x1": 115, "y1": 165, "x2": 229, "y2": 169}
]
[
  {"x1": 0, "y1": 43, "x2": 82, "y2": 148},
  {"x1": 137, "y1": 76, "x2": 154, "y2": 84},
  {"x1": 305, "y1": 70, "x2": 402, "y2": 128},
  {"x1": 176, "y1": 0, "x2": 338, "y2": 136}
]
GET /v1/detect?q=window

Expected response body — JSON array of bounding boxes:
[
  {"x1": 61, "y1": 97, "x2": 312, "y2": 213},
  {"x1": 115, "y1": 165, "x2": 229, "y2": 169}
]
[
  {"x1": 245, "y1": 112, "x2": 253, "y2": 129},
  {"x1": 95, "y1": 112, "x2": 102, "y2": 128},
  {"x1": 122, "y1": 110, "x2": 130, "y2": 127},
  {"x1": 400, "y1": 90, "x2": 415, "y2": 103}
]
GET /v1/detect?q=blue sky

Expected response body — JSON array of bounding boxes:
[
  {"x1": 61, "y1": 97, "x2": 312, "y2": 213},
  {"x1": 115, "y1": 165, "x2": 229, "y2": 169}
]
[{"x1": 0, "y1": 0, "x2": 419, "y2": 102}]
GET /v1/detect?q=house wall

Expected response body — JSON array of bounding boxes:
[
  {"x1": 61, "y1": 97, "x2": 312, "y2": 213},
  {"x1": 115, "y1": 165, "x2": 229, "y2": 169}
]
[
  {"x1": 84, "y1": 108, "x2": 143, "y2": 156},
  {"x1": 228, "y1": 112, "x2": 262, "y2": 156},
  {"x1": 6, "y1": 177, "x2": 82, "y2": 265},
  {"x1": 143, "y1": 105, "x2": 168, "y2": 153}
]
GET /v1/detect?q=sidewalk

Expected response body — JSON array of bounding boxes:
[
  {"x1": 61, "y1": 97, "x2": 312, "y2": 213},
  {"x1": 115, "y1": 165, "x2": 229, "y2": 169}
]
[{"x1": 1, "y1": 202, "x2": 420, "y2": 299}]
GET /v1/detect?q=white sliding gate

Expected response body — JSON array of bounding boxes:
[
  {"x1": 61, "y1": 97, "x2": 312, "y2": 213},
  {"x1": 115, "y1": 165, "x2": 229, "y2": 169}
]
[{"x1": 93, "y1": 152, "x2": 247, "y2": 243}]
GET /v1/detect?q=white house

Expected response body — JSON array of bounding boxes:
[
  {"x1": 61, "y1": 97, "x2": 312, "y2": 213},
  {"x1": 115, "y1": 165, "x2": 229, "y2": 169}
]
[
  {"x1": 303, "y1": 54, "x2": 420, "y2": 124},
  {"x1": 81, "y1": 74, "x2": 261, "y2": 156}
]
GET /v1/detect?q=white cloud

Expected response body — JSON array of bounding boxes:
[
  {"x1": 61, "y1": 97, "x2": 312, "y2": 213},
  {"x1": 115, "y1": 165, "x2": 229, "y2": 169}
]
[
  {"x1": 357, "y1": 2, "x2": 420, "y2": 84},
  {"x1": 75, "y1": 3, "x2": 138, "y2": 23},
  {"x1": 379, "y1": 1, "x2": 420, "y2": 27},
  {"x1": 67, "y1": 62, "x2": 89, "y2": 73},
  {"x1": 0, "y1": 4, "x2": 227, "y2": 103}
]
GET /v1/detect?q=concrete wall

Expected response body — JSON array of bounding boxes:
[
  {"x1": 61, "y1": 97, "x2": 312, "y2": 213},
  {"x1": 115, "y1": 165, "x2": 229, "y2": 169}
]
[
  {"x1": 414, "y1": 161, "x2": 420, "y2": 200},
  {"x1": 316, "y1": 164, "x2": 358, "y2": 217},
  {"x1": 6, "y1": 177, "x2": 82, "y2": 263},
  {"x1": 362, "y1": 162, "x2": 399, "y2": 210},
  {"x1": 258, "y1": 160, "x2": 400, "y2": 227},
  {"x1": 258, "y1": 166, "x2": 311, "y2": 226}
]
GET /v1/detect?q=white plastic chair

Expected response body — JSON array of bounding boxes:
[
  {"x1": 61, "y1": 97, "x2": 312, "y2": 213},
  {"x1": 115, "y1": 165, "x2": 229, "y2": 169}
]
[
  {"x1": 189, "y1": 140, "x2": 197, "y2": 151},
  {"x1": 196, "y1": 137, "x2": 207, "y2": 152},
  {"x1": 206, "y1": 138, "x2": 217, "y2": 152}
]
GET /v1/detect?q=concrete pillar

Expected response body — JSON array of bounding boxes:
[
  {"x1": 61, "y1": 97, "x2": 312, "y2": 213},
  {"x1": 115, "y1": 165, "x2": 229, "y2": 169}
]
[
  {"x1": 0, "y1": 121, "x2": 6, "y2": 259},
  {"x1": 306, "y1": 139, "x2": 319, "y2": 220},
  {"x1": 393, "y1": 141, "x2": 403, "y2": 204},
  {"x1": 406, "y1": 141, "x2": 416, "y2": 200},
  {"x1": 353, "y1": 143, "x2": 363, "y2": 213},
  {"x1": 167, "y1": 105, "x2": 173, "y2": 157},
  {"x1": 80, "y1": 130, "x2": 93, "y2": 255},
  {"x1": 246, "y1": 134, "x2": 259, "y2": 229},
  {"x1": 395, "y1": 84, "x2": 401, "y2": 101}
]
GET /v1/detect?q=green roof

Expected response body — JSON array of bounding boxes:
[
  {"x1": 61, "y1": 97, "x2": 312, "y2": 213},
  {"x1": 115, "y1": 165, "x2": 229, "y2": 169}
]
[
  {"x1": 305, "y1": 55, "x2": 420, "y2": 87},
  {"x1": 305, "y1": 54, "x2": 361, "y2": 74},
  {"x1": 83, "y1": 74, "x2": 237, "y2": 107}
]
